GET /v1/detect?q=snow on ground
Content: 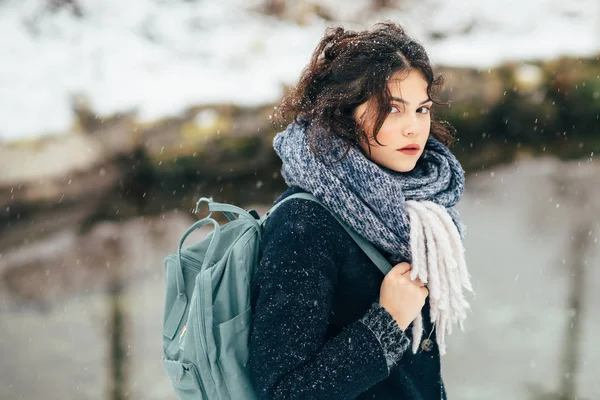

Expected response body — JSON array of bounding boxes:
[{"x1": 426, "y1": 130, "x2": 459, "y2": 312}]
[{"x1": 0, "y1": 0, "x2": 598, "y2": 141}]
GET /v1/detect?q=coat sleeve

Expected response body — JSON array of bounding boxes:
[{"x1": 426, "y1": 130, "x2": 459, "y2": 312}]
[{"x1": 248, "y1": 199, "x2": 411, "y2": 400}]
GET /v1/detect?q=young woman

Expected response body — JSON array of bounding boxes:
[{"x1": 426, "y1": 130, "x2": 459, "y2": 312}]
[{"x1": 249, "y1": 21, "x2": 472, "y2": 400}]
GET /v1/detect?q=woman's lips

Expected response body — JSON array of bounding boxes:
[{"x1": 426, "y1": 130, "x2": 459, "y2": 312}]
[
  {"x1": 397, "y1": 143, "x2": 420, "y2": 156},
  {"x1": 397, "y1": 148, "x2": 419, "y2": 155}
]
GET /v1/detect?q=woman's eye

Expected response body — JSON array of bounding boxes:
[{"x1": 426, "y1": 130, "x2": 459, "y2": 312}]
[
  {"x1": 417, "y1": 106, "x2": 431, "y2": 114},
  {"x1": 390, "y1": 105, "x2": 401, "y2": 114}
]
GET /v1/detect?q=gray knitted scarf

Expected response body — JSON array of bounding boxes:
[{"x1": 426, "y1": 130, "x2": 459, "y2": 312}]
[{"x1": 273, "y1": 121, "x2": 473, "y2": 355}]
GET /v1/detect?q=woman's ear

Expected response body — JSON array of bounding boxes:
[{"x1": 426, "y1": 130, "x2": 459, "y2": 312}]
[
  {"x1": 355, "y1": 125, "x2": 372, "y2": 158},
  {"x1": 353, "y1": 107, "x2": 363, "y2": 126}
]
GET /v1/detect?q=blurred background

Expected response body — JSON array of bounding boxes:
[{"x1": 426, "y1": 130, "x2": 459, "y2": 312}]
[{"x1": 0, "y1": 0, "x2": 599, "y2": 399}]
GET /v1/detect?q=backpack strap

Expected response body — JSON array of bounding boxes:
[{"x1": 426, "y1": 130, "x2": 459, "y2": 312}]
[
  {"x1": 196, "y1": 197, "x2": 263, "y2": 231},
  {"x1": 265, "y1": 192, "x2": 393, "y2": 276}
]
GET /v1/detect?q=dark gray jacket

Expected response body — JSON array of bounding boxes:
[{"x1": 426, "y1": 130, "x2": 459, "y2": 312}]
[{"x1": 249, "y1": 186, "x2": 446, "y2": 399}]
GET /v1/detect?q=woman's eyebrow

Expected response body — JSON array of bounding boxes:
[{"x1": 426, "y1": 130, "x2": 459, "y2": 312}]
[{"x1": 391, "y1": 97, "x2": 432, "y2": 105}]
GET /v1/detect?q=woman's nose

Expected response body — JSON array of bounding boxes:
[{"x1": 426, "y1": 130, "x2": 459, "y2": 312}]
[{"x1": 402, "y1": 117, "x2": 418, "y2": 137}]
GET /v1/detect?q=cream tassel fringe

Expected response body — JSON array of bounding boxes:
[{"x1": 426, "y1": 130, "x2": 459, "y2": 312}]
[{"x1": 405, "y1": 201, "x2": 473, "y2": 355}]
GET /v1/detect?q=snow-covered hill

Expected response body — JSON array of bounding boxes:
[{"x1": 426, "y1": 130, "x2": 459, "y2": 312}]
[{"x1": 1, "y1": 0, "x2": 598, "y2": 141}]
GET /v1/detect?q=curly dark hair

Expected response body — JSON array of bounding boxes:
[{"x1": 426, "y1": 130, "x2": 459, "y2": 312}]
[{"x1": 275, "y1": 21, "x2": 455, "y2": 158}]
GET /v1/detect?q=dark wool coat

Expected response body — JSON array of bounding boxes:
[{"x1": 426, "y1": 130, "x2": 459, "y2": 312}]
[{"x1": 249, "y1": 186, "x2": 447, "y2": 400}]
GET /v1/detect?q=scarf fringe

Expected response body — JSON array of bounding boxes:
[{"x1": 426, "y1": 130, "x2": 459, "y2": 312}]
[{"x1": 406, "y1": 201, "x2": 474, "y2": 355}]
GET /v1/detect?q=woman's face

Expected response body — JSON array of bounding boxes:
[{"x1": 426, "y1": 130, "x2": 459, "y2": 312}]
[{"x1": 353, "y1": 69, "x2": 432, "y2": 173}]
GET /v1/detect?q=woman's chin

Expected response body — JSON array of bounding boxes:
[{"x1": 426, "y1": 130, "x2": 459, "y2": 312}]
[{"x1": 383, "y1": 161, "x2": 417, "y2": 173}]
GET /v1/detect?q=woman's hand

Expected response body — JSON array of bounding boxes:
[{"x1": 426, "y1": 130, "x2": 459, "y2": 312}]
[{"x1": 379, "y1": 262, "x2": 428, "y2": 331}]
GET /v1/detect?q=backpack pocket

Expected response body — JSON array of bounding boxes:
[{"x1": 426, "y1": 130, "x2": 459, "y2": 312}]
[
  {"x1": 214, "y1": 307, "x2": 256, "y2": 398},
  {"x1": 162, "y1": 358, "x2": 207, "y2": 399}
]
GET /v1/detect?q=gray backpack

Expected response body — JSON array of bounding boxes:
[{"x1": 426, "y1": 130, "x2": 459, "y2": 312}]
[{"x1": 162, "y1": 192, "x2": 391, "y2": 399}]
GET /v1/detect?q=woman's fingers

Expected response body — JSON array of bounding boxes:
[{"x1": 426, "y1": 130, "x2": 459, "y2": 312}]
[
  {"x1": 394, "y1": 262, "x2": 412, "y2": 275},
  {"x1": 394, "y1": 263, "x2": 427, "y2": 289},
  {"x1": 413, "y1": 277, "x2": 426, "y2": 288}
]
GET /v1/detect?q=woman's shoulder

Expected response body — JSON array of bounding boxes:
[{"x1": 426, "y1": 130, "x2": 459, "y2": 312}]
[
  {"x1": 264, "y1": 187, "x2": 394, "y2": 261},
  {"x1": 263, "y1": 187, "x2": 346, "y2": 242},
  {"x1": 269, "y1": 187, "x2": 337, "y2": 223}
]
